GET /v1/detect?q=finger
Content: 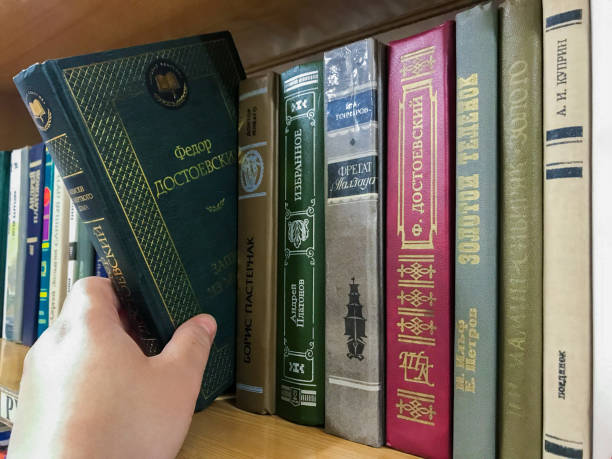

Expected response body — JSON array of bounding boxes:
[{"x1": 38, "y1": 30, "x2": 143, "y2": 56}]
[
  {"x1": 58, "y1": 277, "x2": 122, "y2": 325},
  {"x1": 153, "y1": 314, "x2": 217, "y2": 389}
]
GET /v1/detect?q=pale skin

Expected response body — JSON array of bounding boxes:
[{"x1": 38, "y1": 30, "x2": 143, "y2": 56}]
[{"x1": 8, "y1": 277, "x2": 217, "y2": 458}]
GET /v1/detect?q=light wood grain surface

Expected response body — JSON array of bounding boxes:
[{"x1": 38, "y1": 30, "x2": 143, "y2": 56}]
[
  {"x1": 179, "y1": 397, "x2": 416, "y2": 458},
  {"x1": 0, "y1": 339, "x2": 28, "y2": 395},
  {"x1": 0, "y1": 0, "x2": 478, "y2": 149},
  {"x1": 0, "y1": 339, "x2": 417, "y2": 456}
]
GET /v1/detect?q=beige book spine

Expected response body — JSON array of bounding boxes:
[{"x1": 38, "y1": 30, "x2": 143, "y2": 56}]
[
  {"x1": 48, "y1": 167, "x2": 70, "y2": 325},
  {"x1": 235, "y1": 73, "x2": 278, "y2": 414},
  {"x1": 542, "y1": 1, "x2": 591, "y2": 457}
]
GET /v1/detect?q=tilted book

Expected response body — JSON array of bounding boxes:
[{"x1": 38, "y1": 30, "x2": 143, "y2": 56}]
[
  {"x1": 14, "y1": 32, "x2": 244, "y2": 409},
  {"x1": 542, "y1": 1, "x2": 591, "y2": 457},
  {"x1": 385, "y1": 22, "x2": 455, "y2": 459},
  {"x1": 323, "y1": 38, "x2": 386, "y2": 447},
  {"x1": 277, "y1": 62, "x2": 325, "y2": 425},
  {"x1": 498, "y1": 1, "x2": 543, "y2": 458},
  {"x1": 0, "y1": 152, "x2": 11, "y2": 335},
  {"x1": 236, "y1": 73, "x2": 278, "y2": 415},
  {"x1": 2, "y1": 148, "x2": 29, "y2": 342},
  {"x1": 21, "y1": 143, "x2": 45, "y2": 346},
  {"x1": 453, "y1": 3, "x2": 498, "y2": 458},
  {"x1": 592, "y1": 1, "x2": 612, "y2": 457},
  {"x1": 37, "y1": 148, "x2": 54, "y2": 337},
  {"x1": 48, "y1": 166, "x2": 69, "y2": 325}
]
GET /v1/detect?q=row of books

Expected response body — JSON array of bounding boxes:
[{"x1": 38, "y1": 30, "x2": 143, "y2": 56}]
[
  {"x1": 9, "y1": 1, "x2": 609, "y2": 459},
  {"x1": 0, "y1": 145, "x2": 106, "y2": 346},
  {"x1": 233, "y1": 1, "x2": 607, "y2": 459}
]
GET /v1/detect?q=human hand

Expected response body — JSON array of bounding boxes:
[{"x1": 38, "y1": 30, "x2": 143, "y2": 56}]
[{"x1": 8, "y1": 277, "x2": 216, "y2": 459}]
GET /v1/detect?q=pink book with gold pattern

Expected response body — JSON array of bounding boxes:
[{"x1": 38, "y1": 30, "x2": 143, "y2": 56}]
[{"x1": 385, "y1": 21, "x2": 455, "y2": 459}]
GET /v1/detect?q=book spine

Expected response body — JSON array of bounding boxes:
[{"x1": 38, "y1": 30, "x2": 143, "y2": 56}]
[
  {"x1": 542, "y1": 1, "x2": 591, "y2": 457},
  {"x1": 385, "y1": 22, "x2": 455, "y2": 459},
  {"x1": 37, "y1": 149, "x2": 54, "y2": 337},
  {"x1": 0, "y1": 152, "x2": 11, "y2": 336},
  {"x1": 76, "y1": 220, "x2": 94, "y2": 279},
  {"x1": 277, "y1": 62, "x2": 325, "y2": 425},
  {"x1": 323, "y1": 38, "x2": 385, "y2": 447},
  {"x1": 2, "y1": 148, "x2": 29, "y2": 342},
  {"x1": 66, "y1": 201, "x2": 79, "y2": 293},
  {"x1": 48, "y1": 166, "x2": 69, "y2": 324},
  {"x1": 13, "y1": 62, "x2": 161, "y2": 355},
  {"x1": 94, "y1": 252, "x2": 107, "y2": 278},
  {"x1": 498, "y1": 1, "x2": 543, "y2": 458},
  {"x1": 452, "y1": 3, "x2": 497, "y2": 458},
  {"x1": 21, "y1": 144, "x2": 45, "y2": 346},
  {"x1": 236, "y1": 73, "x2": 278, "y2": 415},
  {"x1": 592, "y1": 2, "x2": 612, "y2": 458}
]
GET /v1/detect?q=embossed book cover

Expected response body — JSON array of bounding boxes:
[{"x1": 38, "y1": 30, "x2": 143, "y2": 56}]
[
  {"x1": 277, "y1": 62, "x2": 325, "y2": 425},
  {"x1": 324, "y1": 38, "x2": 386, "y2": 447},
  {"x1": 236, "y1": 73, "x2": 278, "y2": 414},
  {"x1": 498, "y1": 1, "x2": 543, "y2": 457},
  {"x1": 385, "y1": 22, "x2": 455, "y2": 459},
  {"x1": 14, "y1": 32, "x2": 244, "y2": 409}
]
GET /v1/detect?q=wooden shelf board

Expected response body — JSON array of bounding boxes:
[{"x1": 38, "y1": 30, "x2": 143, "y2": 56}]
[
  {"x1": 0, "y1": 339, "x2": 28, "y2": 395},
  {"x1": 179, "y1": 397, "x2": 416, "y2": 458},
  {"x1": 0, "y1": 341, "x2": 416, "y2": 456}
]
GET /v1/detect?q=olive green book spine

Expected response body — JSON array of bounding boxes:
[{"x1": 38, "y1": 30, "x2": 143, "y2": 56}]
[
  {"x1": 277, "y1": 62, "x2": 325, "y2": 425},
  {"x1": 498, "y1": 1, "x2": 543, "y2": 458},
  {"x1": 542, "y1": 1, "x2": 591, "y2": 458}
]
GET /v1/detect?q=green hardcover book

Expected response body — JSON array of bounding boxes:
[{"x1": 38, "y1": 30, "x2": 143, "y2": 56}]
[
  {"x1": 453, "y1": 3, "x2": 498, "y2": 458},
  {"x1": 0, "y1": 151, "x2": 11, "y2": 335},
  {"x1": 277, "y1": 62, "x2": 325, "y2": 425},
  {"x1": 498, "y1": 1, "x2": 543, "y2": 458},
  {"x1": 13, "y1": 32, "x2": 244, "y2": 409}
]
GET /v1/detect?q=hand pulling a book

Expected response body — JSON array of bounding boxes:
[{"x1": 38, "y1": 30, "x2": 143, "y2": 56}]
[{"x1": 8, "y1": 277, "x2": 216, "y2": 459}]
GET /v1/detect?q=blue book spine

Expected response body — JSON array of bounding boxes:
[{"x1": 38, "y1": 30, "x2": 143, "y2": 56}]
[
  {"x1": 94, "y1": 252, "x2": 107, "y2": 278},
  {"x1": 37, "y1": 148, "x2": 54, "y2": 338},
  {"x1": 21, "y1": 143, "x2": 45, "y2": 346}
]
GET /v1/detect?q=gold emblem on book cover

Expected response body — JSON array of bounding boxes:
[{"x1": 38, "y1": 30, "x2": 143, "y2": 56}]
[{"x1": 26, "y1": 90, "x2": 52, "y2": 131}]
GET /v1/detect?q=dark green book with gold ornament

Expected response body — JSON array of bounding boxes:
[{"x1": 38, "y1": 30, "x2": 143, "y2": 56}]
[
  {"x1": 277, "y1": 61, "x2": 325, "y2": 425},
  {"x1": 13, "y1": 32, "x2": 244, "y2": 409}
]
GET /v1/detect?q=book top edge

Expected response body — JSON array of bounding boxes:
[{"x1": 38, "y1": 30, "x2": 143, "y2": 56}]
[{"x1": 14, "y1": 31, "x2": 244, "y2": 80}]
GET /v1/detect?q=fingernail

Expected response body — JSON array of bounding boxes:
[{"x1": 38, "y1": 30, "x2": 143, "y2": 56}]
[{"x1": 195, "y1": 314, "x2": 217, "y2": 339}]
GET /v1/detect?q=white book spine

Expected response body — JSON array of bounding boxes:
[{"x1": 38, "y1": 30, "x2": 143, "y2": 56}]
[
  {"x1": 592, "y1": 1, "x2": 612, "y2": 457},
  {"x1": 2, "y1": 148, "x2": 28, "y2": 342},
  {"x1": 66, "y1": 201, "x2": 79, "y2": 294},
  {"x1": 48, "y1": 166, "x2": 69, "y2": 325}
]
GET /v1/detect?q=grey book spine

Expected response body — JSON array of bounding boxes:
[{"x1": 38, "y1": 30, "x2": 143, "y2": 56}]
[
  {"x1": 323, "y1": 38, "x2": 386, "y2": 447},
  {"x1": 453, "y1": 3, "x2": 498, "y2": 458},
  {"x1": 2, "y1": 147, "x2": 29, "y2": 342}
]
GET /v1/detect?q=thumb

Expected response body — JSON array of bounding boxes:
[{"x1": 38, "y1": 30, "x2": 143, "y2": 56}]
[{"x1": 155, "y1": 314, "x2": 217, "y2": 391}]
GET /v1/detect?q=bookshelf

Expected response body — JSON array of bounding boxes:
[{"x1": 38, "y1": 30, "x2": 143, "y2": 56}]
[{"x1": 0, "y1": 0, "x2": 478, "y2": 455}]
